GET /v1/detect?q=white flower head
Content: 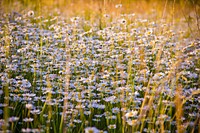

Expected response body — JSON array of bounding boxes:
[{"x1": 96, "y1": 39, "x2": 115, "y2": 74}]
[
  {"x1": 115, "y1": 4, "x2": 122, "y2": 8},
  {"x1": 108, "y1": 124, "x2": 116, "y2": 129},
  {"x1": 28, "y1": 10, "x2": 34, "y2": 17},
  {"x1": 120, "y1": 18, "x2": 127, "y2": 25},
  {"x1": 70, "y1": 17, "x2": 80, "y2": 23},
  {"x1": 85, "y1": 127, "x2": 100, "y2": 133},
  {"x1": 125, "y1": 110, "x2": 138, "y2": 119},
  {"x1": 25, "y1": 103, "x2": 33, "y2": 110},
  {"x1": 126, "y1": 119, "x2": 137, "y2": 126}
]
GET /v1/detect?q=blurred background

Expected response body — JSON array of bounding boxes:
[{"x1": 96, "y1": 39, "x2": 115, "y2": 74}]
[
  {"x1": 1, "y1": 0, "x2": 199, "y2": 18},
  {"x1": 0, "y1": 0, "x2": 199, "y2": 37}
]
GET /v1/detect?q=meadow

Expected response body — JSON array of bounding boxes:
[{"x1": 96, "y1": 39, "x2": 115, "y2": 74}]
[{"x1": 0, "y1": 0, "x2": 200, "y2": 132}]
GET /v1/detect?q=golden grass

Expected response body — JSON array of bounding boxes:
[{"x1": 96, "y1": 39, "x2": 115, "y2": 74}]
[{"x1": 2, "y1": 0, "x2": 199, "y2": 37}]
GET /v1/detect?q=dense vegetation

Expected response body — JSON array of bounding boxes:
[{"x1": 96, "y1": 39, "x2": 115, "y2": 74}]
[{"x1": 0, "y1": 0, "x2": 199, "y2": 133}]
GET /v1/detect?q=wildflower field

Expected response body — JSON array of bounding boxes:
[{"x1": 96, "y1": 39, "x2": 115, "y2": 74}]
[{"x1": 0, "y1": 0, "x2": 200, "y2": 132}]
